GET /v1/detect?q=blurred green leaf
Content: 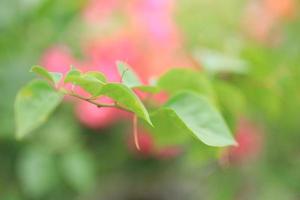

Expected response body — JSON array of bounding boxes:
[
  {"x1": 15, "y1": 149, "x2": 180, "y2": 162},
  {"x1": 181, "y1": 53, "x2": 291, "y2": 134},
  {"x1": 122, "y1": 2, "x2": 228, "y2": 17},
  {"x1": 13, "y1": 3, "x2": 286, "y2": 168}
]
[
  {"x1": 117, "y1": 61, "x2": 141, "y2": 87},
  {"x1": 133, "y1": 85, "x2": 160, "y2": 93},
  {"x1": 15, "y1": 80, "x2": 63, "y2": 139},
  {"x1": 158, "y1": 68, "x2": 215, "y2": 101},
  {"x1": 60, "y1": 150, "x2": 96, "y2": 193},
  {"x1": 30, "y1": 65, "x2": 62, "y2": 86},
  {"x1": 159, "y1": 92, "x2": 236, "y2": 147},
  {"x1": 117, "y1": 61, "x2": 160, "y2": 93},
  {"x1": 214, "y1": 80, "x2": 246, "y2": 131},
  {"x1": 100, "y1": 83, "x2": 152, "y2": 125},
  {"x1": 17, "y1": 147, "x2": 58, "y2": 198},
  {"x1": 193, "y1": 49, "x2": 248, "y2": 74}
]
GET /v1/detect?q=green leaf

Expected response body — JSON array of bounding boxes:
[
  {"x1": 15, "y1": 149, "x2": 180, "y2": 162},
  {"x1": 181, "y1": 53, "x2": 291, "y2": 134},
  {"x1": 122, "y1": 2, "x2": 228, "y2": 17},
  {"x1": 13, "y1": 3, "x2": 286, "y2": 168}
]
[
  {"x1": 84, "y1": 71, "x2": 106, "y2": 83},
  {"x1": 15, "y1": 80, "x2": 63, "y2": 139},
  {"x1": 30, "y1": 65, "x2": 62, "y2": 86},
  {"x1": 17, "y1": 147, "x2": 58, "y2": 198},
  {"x1": 117, "y1": 61, "x2": 141, "y2": 87},
  {"x1": 160, "y1": 92, "x2": 236, "y2": 147},
  {"x1": 133, "y1": 85, "x2": 160, "y2": 93},
  {"x1": 158, "y1": 68, "x2": 215, "y2": 100},
  {"x1": 64, "y1": 67, "x2": 81, "y2": 83},
  {"x1": 214, "y1": 80, "x2": 246, "y2": 131},
  {"x1": 100, "y1": 83, "x2": 152, "y2": 125},
  {"x1": 60, "y1": 150, "x2": 96, "y2": 192},
  {"x1": 193, "y1": 49, "x2": 249, "y2": 74},
  {"x1": 64, "y1": 68, "x2": 106, "y2": 97},
  {"x1": 117, "y1": 61, "x2": 160, "y2": 93}
]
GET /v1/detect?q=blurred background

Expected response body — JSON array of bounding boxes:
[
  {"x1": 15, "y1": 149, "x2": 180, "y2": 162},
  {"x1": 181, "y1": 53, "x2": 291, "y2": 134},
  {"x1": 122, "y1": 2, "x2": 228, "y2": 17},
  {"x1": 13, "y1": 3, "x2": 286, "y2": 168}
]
[{"x1": 1, "y1": 0, "x2": 300, "y2": 199}]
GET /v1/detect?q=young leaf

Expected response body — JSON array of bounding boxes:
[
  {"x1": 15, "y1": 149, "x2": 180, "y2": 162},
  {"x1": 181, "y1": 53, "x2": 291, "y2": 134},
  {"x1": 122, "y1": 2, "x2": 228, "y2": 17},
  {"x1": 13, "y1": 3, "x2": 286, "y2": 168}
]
[
  {"x1": 158, "y1": 68, "x2": 215, "y2": 100},
  {"x1": 156, "y1": 91, "x2": 236, "y2": 147},
  {"x1": 85, "y1": 71, "x2": 106, "y2": 83},
  {"x1": 117, "y1": 61, "x2": 160, "y2": 93},
  {"x1": 15, "y1": 80, "x2": 63, "y2": 139},
  {"x1": 100, "y1": 83, "x2": 152, "y2": 125},
  {"x1": 65, "y1": 68, "x2": 106, "y2": 97},
  {"x1": 64, "y1": 67, "x2": 81, "y2": 83},
  {"x1": 117, "y1": 61, "x2": 141, "y2": 87},
  {"x1": 30, "y1": 65, "x2": 62, "y2": 86}
]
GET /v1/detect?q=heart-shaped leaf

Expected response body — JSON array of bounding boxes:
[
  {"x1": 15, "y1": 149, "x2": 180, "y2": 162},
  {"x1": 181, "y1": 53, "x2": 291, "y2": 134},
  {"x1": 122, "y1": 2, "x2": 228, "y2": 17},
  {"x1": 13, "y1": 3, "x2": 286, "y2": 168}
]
[{"x1": 152, "y1": 91, "x2": 236, "y2": 147}]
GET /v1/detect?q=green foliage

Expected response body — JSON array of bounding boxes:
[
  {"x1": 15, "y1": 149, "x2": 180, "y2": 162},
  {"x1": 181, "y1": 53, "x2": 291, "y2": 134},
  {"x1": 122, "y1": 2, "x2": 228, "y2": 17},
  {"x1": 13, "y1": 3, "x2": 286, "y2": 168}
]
[
  {"x1": 64, "y1": 67, "x2": 106, "y2": 97},
  {"x1": 117, "y1": 61, "x2": 160, "y2": 93},
  {"x1": 14, "y1": 64, "x2": 237, "y2": 148},
  {"x1": 31, "y1": 65, "x2": 62, "y2": 86},
  {"x1": 154, "y1": 92, "x2": 236, "y2": 147},
  {"x1": 14, "y1": 80, "x2": 63, "y2": 139},
  {"x1": 100, "y1": 83, "x2": 152, "y2": 125},
  {"x1": 117, "y1": 61, "x2": 141, "y2": 87},
  {"x1": 158, "y1": 68, "x2": 215, "y2": 101}
]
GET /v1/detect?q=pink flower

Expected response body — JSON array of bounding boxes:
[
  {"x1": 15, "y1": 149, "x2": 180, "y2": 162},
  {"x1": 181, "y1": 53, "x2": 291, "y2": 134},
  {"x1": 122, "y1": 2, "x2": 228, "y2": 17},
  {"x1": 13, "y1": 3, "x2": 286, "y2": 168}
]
[
  {"x1": 41, "y1": 45, "x2": 77, "y2": 74},
  {"x1": 227, "y1": 118, "x2": 264, "y2": 164},
  {"x1": 82, "y1": 0, "x2": 119, "y2": 24}
]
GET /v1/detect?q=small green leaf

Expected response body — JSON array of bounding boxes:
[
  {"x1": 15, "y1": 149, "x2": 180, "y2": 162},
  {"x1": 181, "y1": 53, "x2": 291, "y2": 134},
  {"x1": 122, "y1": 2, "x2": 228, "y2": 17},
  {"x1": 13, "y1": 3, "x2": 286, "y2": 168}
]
[
  {"x1": 117, "y1": 61, "x2": 141, "y2": 87},
  {"x1": 193, "y1": 49, "x2": 248, "y2": 74},
  {"x1": 30, "y1": 65, "x2": 62, "y2": 86},
  {"x1": 85, "y1": 71, "x2": 106, "y2": 83},
  {"x1": 158, "y1": 68, "x2": 215, "y2": 100},
  {"x1": 100, "y1": 83, "x2": 152, "y2": 125},
  {"x1": 159, "y1": 92, "x2": 236, "y2": 147},
  {"x1": 64, "y1": 68, "x2": 105, "y2": 96},
  {"x1": 64, "y1": 67, "x2": 81, "y2": 83},
  {"x1": 15, "y1": 80, "x2": 63, "y2": 139}
]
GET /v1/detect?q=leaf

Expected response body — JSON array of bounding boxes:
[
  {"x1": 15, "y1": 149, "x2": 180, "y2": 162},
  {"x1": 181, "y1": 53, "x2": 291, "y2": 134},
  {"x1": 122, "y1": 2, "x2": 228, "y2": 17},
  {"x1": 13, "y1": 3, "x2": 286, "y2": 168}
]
[
  {"x1": 133, "y1": 85, "x2": 160, "y2": 93},
  {"x1": 60, "y1": 150, "x2": 96, "y2": 192},
  {"x1": 84, "y1": 71, "x2": 106, "y2": 83},
  {"x1": 117, "y1": 61, "x2": 141, "y2": 87},
  {"x1": 100, "y1": 83, "x2": 152, "y2": 125},
  {"x1": 214, "y1": 80, "x2": 246, "y2": 131},
  {"x1": 64, "y1": 67, "x2": 81, "y2": 83},
  {"x1": 15, "y1": 80, "x2": 63, "y2": 139},
  {"x1": 157, "y1": 92, "x2": 236, "y2": 147},
  {"x1": 158, "y1": 68, "x2": 215, "y2": 100},
  {"x1": 64, "y1": 68, "x2": 106, "y2": 97},
  {"x1": 30, "y1": 65, "x2": 62, "y2": 86},
  {"x1": 193, "y1": 49, "x2": 248, "y2": 74},
  {"x1": 17, "y1": 147, "x2": 58, "y2": 198}
]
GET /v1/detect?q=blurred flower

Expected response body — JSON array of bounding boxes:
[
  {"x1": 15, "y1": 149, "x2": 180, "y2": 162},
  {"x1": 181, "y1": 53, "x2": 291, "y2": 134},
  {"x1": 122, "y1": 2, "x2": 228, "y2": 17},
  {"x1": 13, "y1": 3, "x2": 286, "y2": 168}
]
[
  {"x1": 221, "y1": 118, "x2": 264, "y2": 165},
  {"x1": 243, "y1": 0, "x2": 297, "y2": 44},
  {"x1": 41, "y1": 45, "x2": 77, "y2": 74},
  {"x1": 82, "y1": 0, "x2": 119, "y2": 24}
]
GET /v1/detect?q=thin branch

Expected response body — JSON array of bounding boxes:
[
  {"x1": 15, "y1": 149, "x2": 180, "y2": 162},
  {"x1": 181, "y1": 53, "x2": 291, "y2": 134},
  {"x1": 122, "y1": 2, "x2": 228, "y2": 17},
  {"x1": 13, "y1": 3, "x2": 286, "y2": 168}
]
[{"x1": 65, "y1": 92, "x2": 133, "y2": 113}]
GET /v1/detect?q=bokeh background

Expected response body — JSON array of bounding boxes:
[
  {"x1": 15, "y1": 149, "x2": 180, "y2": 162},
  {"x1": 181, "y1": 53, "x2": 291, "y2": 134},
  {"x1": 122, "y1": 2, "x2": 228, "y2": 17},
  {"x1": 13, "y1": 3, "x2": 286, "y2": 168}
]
[{"x1": 1, "y1": 0, "x2": 300, "y2": 199}]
